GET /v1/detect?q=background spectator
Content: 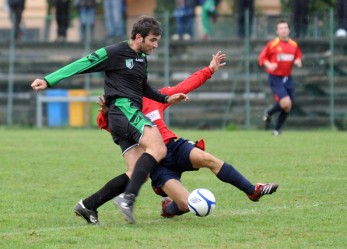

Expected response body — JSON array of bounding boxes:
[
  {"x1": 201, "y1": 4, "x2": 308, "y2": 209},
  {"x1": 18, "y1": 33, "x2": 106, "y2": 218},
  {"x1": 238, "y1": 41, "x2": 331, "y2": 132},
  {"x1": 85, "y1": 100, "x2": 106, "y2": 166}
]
[
  {"x1": 336, "y1": 0, "x2": 347, "y2": 37},
  {"x1": 172, "y1": 0, "x2": 198, "y2": 40},
  {"x1": 236, "y1": 0, "x2": 254, "y2": 38},
  {"x1": 7, "y1": 0, "x2": 26, "y2": 41},
  {"x1": 55, "y1": 0, "x2": 70, "y2": 42},
  {"x1": 291, "y1": 0, "x2": 309, "y2": 38},
  {"x1": 201, "y1": 0, "x2": 219, "y2": 40},
  {"x1": 74, "y1": 0, "x2": 96, "y2": 42},
  {"x1": 103, "y1": 0, "x2": 126, "y2": 40}
]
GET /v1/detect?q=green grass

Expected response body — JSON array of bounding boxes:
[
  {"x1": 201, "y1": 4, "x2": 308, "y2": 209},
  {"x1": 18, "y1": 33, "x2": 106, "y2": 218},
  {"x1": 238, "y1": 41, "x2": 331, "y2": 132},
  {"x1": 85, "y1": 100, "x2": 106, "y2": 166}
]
[{"x1": 0, "y1": 129, "x2": 346, "y2": 249}]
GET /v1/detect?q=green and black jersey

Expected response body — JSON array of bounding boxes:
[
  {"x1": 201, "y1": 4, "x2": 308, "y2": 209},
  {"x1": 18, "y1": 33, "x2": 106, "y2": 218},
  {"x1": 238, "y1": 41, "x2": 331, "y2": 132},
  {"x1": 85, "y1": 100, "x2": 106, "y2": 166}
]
[{"x1": 44, "y1": 40, "x2": 167, "y2": 109}]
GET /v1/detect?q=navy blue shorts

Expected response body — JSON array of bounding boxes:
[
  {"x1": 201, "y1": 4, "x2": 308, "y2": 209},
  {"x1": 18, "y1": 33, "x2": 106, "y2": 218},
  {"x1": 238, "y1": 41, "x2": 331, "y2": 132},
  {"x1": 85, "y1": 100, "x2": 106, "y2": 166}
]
[
  {"x1": 268, "y1": 75, "x2": 295, "y2": 102},
  {"x1": 150, "y1": 138, "x2": 199, "y2": 193}
]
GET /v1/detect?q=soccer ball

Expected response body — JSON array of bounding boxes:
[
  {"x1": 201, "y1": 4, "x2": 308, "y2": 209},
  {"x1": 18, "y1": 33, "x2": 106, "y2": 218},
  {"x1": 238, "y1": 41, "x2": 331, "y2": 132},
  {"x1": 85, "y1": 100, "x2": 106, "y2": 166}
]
[{"x1": 188, "y1": 188, "x2": 216, "y2": 217}]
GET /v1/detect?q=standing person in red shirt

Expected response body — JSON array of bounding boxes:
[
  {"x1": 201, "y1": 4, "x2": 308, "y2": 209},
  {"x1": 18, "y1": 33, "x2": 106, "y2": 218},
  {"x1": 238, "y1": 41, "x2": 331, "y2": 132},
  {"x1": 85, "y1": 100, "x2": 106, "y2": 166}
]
[{"x1": 259, "y1": 20, "x2": 302, "y2": 135}]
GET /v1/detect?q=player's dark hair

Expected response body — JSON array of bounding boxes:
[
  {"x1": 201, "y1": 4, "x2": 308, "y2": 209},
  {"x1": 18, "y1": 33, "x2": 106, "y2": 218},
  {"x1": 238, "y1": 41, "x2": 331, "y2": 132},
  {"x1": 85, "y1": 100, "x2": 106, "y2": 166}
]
[
  {"x1": 276, "y1": 19, "x2": 290, "y2": 29},
  {"x1": 131, "y1": 15, "x2": 162, "y2": 40}
]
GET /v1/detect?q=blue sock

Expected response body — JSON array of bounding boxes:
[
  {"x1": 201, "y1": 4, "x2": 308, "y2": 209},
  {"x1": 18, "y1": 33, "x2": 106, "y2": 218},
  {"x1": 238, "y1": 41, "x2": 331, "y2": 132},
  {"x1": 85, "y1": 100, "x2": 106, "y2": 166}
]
[
  {"x1": 275, "y1": 111, "x2": 289, "y2": 131},
  {"x1": 268, "y1": 103, "x2": 282, "y2": 116},
  {"x1": 166, "y1": 201, "x2": 184, "y2": 216},
  {"x1": 216, "y1": 163, "x2": 255, "y2": 195}
]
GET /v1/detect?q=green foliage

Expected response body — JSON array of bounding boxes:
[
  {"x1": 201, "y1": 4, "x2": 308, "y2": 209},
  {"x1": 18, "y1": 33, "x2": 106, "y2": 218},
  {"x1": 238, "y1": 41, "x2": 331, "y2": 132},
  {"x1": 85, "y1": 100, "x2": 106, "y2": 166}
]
[
  {"x1": 154, "y1": 0, "x2": 176, "y2": 15},
  {"x1": 224, "y1": 123, "x2": 239, "y2": 131},
  {"x1": 1, "y1": 129, "x2": 346, "y2": 249},
  {"x1": 280, "y1": 0, "x2": 336, "y2": 13}
]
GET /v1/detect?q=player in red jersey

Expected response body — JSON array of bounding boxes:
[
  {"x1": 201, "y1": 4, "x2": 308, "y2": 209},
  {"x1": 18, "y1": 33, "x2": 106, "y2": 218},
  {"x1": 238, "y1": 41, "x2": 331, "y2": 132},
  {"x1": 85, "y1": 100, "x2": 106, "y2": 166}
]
[
  {"x1": 73, "y1": 51, "x2": 279, "y2": 224},
  {"x1": 259, "y1": 19, "x2": 302, "y2": 135}
]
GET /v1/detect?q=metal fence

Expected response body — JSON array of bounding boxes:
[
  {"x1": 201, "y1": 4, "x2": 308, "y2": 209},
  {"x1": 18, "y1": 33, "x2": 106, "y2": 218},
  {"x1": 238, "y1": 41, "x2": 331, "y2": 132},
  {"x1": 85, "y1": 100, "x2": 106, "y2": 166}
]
[{"x1": 0, "y1": 10, "x2": 346, "y2": 130}]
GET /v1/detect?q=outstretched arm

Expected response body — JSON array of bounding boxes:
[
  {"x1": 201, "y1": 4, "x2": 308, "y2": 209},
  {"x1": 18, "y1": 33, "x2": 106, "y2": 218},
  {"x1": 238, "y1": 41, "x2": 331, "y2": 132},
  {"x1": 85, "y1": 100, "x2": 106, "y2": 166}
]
[
  {"x1": 162, "y1": 51, "x2": 226, "y2": 96},
  {"x1": 31, "y1": 79, "x2": 48, "y2": 92},
  {"x1": 209, "y1": 50, "x2": 226, "y2": 73}
]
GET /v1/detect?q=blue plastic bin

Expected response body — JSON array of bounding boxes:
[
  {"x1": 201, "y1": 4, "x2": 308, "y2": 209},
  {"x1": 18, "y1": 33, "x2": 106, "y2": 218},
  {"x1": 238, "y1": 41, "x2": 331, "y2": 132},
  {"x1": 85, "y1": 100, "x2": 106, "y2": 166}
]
[{"x1": 46, "y1": 89, "x2": 69, "y2": 127}]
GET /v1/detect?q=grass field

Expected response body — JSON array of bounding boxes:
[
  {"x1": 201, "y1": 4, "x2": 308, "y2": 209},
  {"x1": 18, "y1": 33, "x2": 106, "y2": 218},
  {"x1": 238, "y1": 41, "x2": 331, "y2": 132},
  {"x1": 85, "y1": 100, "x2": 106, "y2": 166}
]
[{"x1": 1, "y1": 128, "x2": 346, "y2": 249}]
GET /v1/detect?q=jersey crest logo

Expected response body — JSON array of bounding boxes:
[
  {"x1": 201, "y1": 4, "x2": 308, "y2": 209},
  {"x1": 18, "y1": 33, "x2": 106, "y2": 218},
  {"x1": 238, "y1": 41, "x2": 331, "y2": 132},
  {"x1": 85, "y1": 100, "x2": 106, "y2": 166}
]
[
  {"x1": 86, "y1": 52, "x2": 100, "y2": 63},
  {"x1": 125, "y1": 59, "x2": 134, "y2": 69}
]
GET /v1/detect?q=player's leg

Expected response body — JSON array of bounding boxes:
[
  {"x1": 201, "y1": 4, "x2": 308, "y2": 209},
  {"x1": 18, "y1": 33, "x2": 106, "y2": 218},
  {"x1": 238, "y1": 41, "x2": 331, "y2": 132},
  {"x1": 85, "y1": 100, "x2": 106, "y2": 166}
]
[
  {"x1": 115, "y1": 128, "x2": 166, "y2": 222},
  {"x1": 74, "y1": 145, "x2": 144, "y2": 224},
  {"x1": 189, "y1": 148, "x2": 255, "y2": 195},
  {"x1": 265, "y1": 76, "x2": 291, "y2": 134},
  {"x1": 122, "y1": 125, "x2": 166, "y2": 197},
  {"x1": 74, "y1": 173, "x2": 129, "y2": 225},
  {"x1": 273, "y1": 96, "x2": 291, "y2": 134},
  {"x1": 109, "y1": 99, "x2": 167, "y2": 223},
  {"x1": 161, "y1": 179, "x2": 190, "y2": 216},
  {"x1": 263, "y1": 75, "x2": 283, "y2": 129},
  {"x1": 189, "y1": 147, "x2": 278, "y2": 201},
  {"x1": 274, "y1": 77, "x2": 295, "y2": 134},
  {"x1": 150, "y1": 159, "x2": 189, "y2": 217},
  {"x1": 166, "y1": 139, "x2": 256, "y2": 198}
]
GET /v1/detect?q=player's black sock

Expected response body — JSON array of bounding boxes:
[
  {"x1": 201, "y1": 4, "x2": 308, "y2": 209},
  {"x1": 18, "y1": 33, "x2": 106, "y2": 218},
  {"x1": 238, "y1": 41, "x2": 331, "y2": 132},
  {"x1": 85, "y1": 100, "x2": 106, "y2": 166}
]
[
  {"x1": 268, "y1": 103, "x2": 282, "y2": 116},
  {"x1": 216, "y1": 163, "x2": 255, "y2": 195},
  {"x1": 83, "y1": 173, "x2": 129, "y2": 211},
  {"x1": 166, "y1": 201, "x2": 184, "y2": 215},
  {"x1": 125, "y1": 152, "x2": 158, "y2": 196},
  {"x1": 275, "y1": 110, "x2": 289, "y2": 131}
]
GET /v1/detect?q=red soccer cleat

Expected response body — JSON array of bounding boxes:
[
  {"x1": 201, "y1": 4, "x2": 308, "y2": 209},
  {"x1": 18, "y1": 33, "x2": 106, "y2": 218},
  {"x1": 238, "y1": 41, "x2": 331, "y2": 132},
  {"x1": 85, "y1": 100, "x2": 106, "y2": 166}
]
[
  {"x1": 248, "y1": 183, "x2": 279, "y2": 202},
  {"x1": 161, "y1": 197, "x2": 175, "y2": 218}
]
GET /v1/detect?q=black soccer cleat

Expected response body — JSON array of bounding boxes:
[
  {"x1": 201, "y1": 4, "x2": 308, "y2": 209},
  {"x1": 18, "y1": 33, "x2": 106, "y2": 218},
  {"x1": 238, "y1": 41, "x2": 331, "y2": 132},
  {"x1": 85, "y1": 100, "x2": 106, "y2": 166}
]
[
  {"x1": 114, "y1": 193, "x2": 136, "y2": 224},
  {"x1": 263, "y1": 110, "x2": 271, "y2": 130},
  {"x1": 248, "y1": 183, "x2": 279, "y2": 202},
  {"x1": 74, "y1": 200, "x2": 99, "y2": 225}
]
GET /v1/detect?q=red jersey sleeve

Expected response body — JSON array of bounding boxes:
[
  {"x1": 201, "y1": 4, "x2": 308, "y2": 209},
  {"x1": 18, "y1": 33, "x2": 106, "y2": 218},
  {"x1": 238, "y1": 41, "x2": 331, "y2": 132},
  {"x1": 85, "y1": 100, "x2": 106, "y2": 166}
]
[
  {"x1": 258, "y1": 38, "x2": 279, "y2": 67},
  {"x1": 160, "y1": 67, "x2": 213, "y2": 95},
  {"x1": 295, "y1": 45, "x2": 303, "y2": 60},
  {"x1": 258, "y1": 41, "x2": 271, "y2": 67},
  {"x1": 96, "y1": 112, "x2": 110, "y2": 132}
]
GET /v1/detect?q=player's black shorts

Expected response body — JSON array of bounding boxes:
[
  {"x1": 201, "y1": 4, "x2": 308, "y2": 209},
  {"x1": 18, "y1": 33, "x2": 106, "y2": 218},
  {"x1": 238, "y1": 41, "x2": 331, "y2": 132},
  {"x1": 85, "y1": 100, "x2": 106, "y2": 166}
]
[
  {"x1": 108, "y1": 97, "x2": 156, "y2": 153},
  {"x1": 150, "y1": 138, "x2": 199, "y2": 193}
]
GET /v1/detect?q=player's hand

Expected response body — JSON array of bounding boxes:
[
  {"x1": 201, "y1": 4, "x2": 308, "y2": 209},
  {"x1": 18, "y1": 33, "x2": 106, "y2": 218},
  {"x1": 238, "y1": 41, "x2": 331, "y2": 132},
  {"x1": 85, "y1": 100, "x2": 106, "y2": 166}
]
[
  {"x1": 31, "y1": 79, "x2": 48, "y2": 92},
  {"x1": 96, "y1": 95, "x2": 109, "y2": 115},
  {"x1": 294, "y1": 58, "x2": 302, "y2": 68},
  {"x1": 209, "y1": 51, "x2": 226, "y2": 73},
  {"x1": 167, "y1": 93, "x2": 189, "y2": 105},
  {"x1": 266, "y1": 62, "x2": 278, "y2": 71}
]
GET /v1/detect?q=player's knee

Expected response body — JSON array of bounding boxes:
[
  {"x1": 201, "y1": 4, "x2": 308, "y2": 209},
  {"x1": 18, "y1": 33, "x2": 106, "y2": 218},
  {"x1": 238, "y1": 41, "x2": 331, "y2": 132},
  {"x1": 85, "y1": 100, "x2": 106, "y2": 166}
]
[
  {"x1": 199, "y1": 152, "x2": 218, "y2": 166},
  {"x1": 149, "y1": 144, "x2": 167, "y2": 162},
  {"x1": 282, "y1": 103, "x2": 291, "y2": 112},
  {"x1": 280, "y1": 100, "x2": 292, "y2": 112},
  {"x1": 156, "y1": 144, "x2": 167, "y2": 161}
]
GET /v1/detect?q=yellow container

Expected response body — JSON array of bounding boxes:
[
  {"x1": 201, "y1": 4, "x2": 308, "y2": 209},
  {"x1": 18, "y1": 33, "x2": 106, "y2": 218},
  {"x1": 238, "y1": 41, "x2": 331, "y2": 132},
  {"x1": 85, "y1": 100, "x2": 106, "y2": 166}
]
[{"x1": 68, "y1": 89, "x2": 90, "y2": 127}]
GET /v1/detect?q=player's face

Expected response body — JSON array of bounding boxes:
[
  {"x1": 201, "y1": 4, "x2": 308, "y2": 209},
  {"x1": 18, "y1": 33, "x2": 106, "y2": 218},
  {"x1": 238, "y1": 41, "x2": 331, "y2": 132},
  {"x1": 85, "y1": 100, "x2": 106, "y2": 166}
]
[
  {"x1": 276, "y1": 23, "x2": 290, "y2": 40},
  {"x1": 139, "y1": 33, "x2": 161, "y2": 55}
]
